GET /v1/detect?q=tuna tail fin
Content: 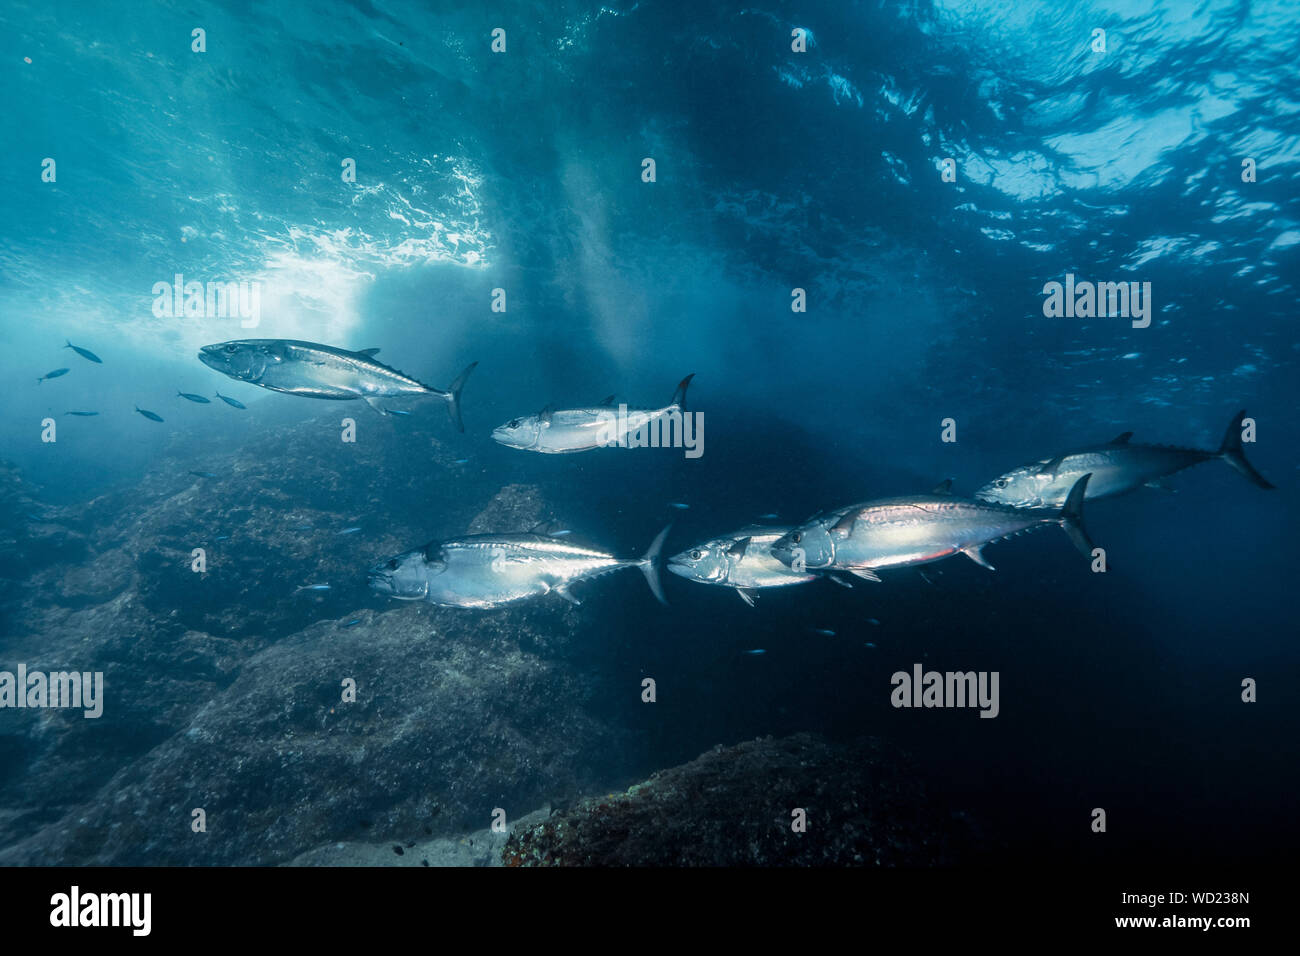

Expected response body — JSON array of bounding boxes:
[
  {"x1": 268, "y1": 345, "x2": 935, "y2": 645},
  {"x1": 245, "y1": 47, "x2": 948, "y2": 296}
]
[
  {"x1": 637, "y1": 524, "x2": 672, "y2": 605},
  {"x1": 1059, "y1": 473, "x2": 1095, "y2": 559},
  {"x1": 670, "y1": 373, "x2": 695, "y2": 411},
  {"x1": 1218, "y1": 409, "x2": 1274, "y2": 489},
  {"x1": 444, "y1": 361, "x2": 478, "y2": 433}
]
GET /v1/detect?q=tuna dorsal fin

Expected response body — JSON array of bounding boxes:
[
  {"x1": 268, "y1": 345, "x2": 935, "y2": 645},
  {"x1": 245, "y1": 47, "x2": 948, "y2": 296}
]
[
  {"x1": 539, "y1": 404, "x2": 554, "y2": 424},
  {"x1": 931, "y1": 478, "x2": 954, "y2": 495},
  {"x1": 1037, "y1": 454, "x2": 1067, "y2": 477},
  {"x1": 1109, "y1": 431, "x2": 1133, "y2": 445},
  {"x1": 358, "y1": 348, "x2": 381, "y2": 356},
  {"x1": 670, "y1": 373, "x2": 694, "y2": 411},
  {"x1": 727, "y1": 536, "x2": 751, "y2": 559},
  {"x1": 599, "y1": 394, "x2": 616, "y2": 406}
]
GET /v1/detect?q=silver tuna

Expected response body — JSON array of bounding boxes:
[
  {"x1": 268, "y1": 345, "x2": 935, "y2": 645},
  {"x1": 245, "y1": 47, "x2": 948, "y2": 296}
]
[
  {"x1": 492, "y1": 375, "x2": 694, "y2": 453},
  {"x1": 975, "y1": 409, "x2": 1274, "y2": 508},
  {"x1": 668, "y1": 526, "x2": 817, "y2": 606},
  {"x1": 769, "y1": 475, "x2": 1095, "y2": 580},
  {"x1": 198, "y1": 339, "x2": 477, "y2": 429},
  {"x1": 368, "y1": 525, "x2": 671, "y2": 609}
]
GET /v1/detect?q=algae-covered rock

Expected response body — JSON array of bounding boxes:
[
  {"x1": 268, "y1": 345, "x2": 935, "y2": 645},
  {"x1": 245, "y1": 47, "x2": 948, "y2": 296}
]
[{"x1": 502, "y1": 733, "x2": 981, "y2": 866}]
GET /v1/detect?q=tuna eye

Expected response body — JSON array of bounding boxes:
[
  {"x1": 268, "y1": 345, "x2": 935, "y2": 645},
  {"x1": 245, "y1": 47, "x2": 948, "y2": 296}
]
[
  {"x1": 995, "y1": 479, "x2": 1007, "y2": 488},
  {"x1": 690, "y1": 550, "x2": 702, "y2": 560},
  {"x1": 791, "y1": 532, "x2": 802, "y2": 544},
  {"x1": 508, "y1": 419, "x2": 520, "y2": 429},
  {"x1": 386, "y1": 559, "x2": 398, "y2": 570},
  {"x1": 225, "y1": 345, "x2": 237, "y2": 353}
]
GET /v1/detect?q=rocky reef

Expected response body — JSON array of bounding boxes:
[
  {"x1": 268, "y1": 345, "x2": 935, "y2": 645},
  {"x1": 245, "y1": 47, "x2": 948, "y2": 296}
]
[
  {"x1": 501, "y1": 733, "x2": 981, "y2": 866},
  {"x1": 1, "y1": 406, "x2": 982, "y2": 866},
  {"x1": 0, "y1": 409, "x2": 634, "y2": 865}
]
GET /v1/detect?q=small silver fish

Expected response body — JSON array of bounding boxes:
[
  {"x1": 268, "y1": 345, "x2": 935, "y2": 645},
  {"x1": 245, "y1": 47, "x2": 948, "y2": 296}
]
[
  {"x1": 811, "y1": 628, "x2": 836, "y2": 637},
  {"x1": 134, "y1": 406, "x2": 164, "y2": 422},
  {"x1": 64, "y1": 411, "x2": 98, "y2": 416},
  {"x1": 336, "y1": 527, "x2": 362, "y2": 535},
  {"x1": 38, "y1": 368, "x2": 70, "y2": 384},
  {"x1": 215, "y1": 391, "x2": 247, "y2": 409},
  {"x1": 385, "y1": 408, "x2": 412, "y2": 416},
  {"x1": 295, "y1": 584, "x2": 332, "y2": 593},
  {"x1": 178, "y1": 391, "x2": 211, "y2": 403}
]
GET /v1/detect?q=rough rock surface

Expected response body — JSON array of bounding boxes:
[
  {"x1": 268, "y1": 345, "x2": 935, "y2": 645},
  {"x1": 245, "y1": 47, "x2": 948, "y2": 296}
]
[
  {"x1": 502, "y1": 733, "x2": 982, "y2": 866},
  {"x1": 0, "y1": 410, "x2": 628, "y2": 865}
]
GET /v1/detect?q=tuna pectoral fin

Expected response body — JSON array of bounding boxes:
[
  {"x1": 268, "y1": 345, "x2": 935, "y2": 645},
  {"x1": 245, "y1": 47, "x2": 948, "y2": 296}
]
[
  {"x1": 638, "y1": 524, "x2": 673, "y2": 605},
  {"x1": 961, "y1": 546, "x2": 995, "y2": 570},
  {"x1": 736, "y1": 588, "x2": 758, "y2": 607},
  {"x1": 1219, "y1": 409, "x2": 1275, "y2": 490},
  {"x1": 361, "y1": 396, "x2": 388, "y2": 415},
  {"x1": 847, "y1": 568, "x2": 882, "y2": 583},
  {"x1": 444, "y1": 361, "x2": 478, "y2": 433},
  {"x1": 1059, "y1": 473, "x2": 1095, "y2": 558}
]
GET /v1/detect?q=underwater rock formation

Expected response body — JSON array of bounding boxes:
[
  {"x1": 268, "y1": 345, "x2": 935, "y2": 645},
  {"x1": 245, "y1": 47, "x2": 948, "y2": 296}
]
[
  {"x1": 502, "y1": 733, "x2": 982, "y2": 866},
  {"x1": 0, "y1": 408, "x2": 631, "y2": 865}
]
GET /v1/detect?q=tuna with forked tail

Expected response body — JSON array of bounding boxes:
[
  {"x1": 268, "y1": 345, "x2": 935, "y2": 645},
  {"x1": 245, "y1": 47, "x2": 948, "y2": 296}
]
[
  {"x1": 198, "y1": 339, "x2": 477, "y2": 430},
  {"x1": 770, "y1": 475, "x2": 1096, "y2": 580},
  {"x1": 668, "y1": 526, "x2": 818, "y2": 606},
  {"x1": 368, "y1": 524, "x2": 672, "y2": 609},
  {"x1": 492, "y1": 375, "x2": 695, "y2": 453},
  {"x1": 976, "y1": 410, "x2": 1274, "y2": 509}
]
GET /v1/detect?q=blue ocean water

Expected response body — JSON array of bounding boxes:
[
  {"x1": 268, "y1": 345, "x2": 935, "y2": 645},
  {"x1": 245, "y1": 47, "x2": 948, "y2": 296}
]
[{"x1": 1, "y1": 0, "x2": 1297, "y2": 865}]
